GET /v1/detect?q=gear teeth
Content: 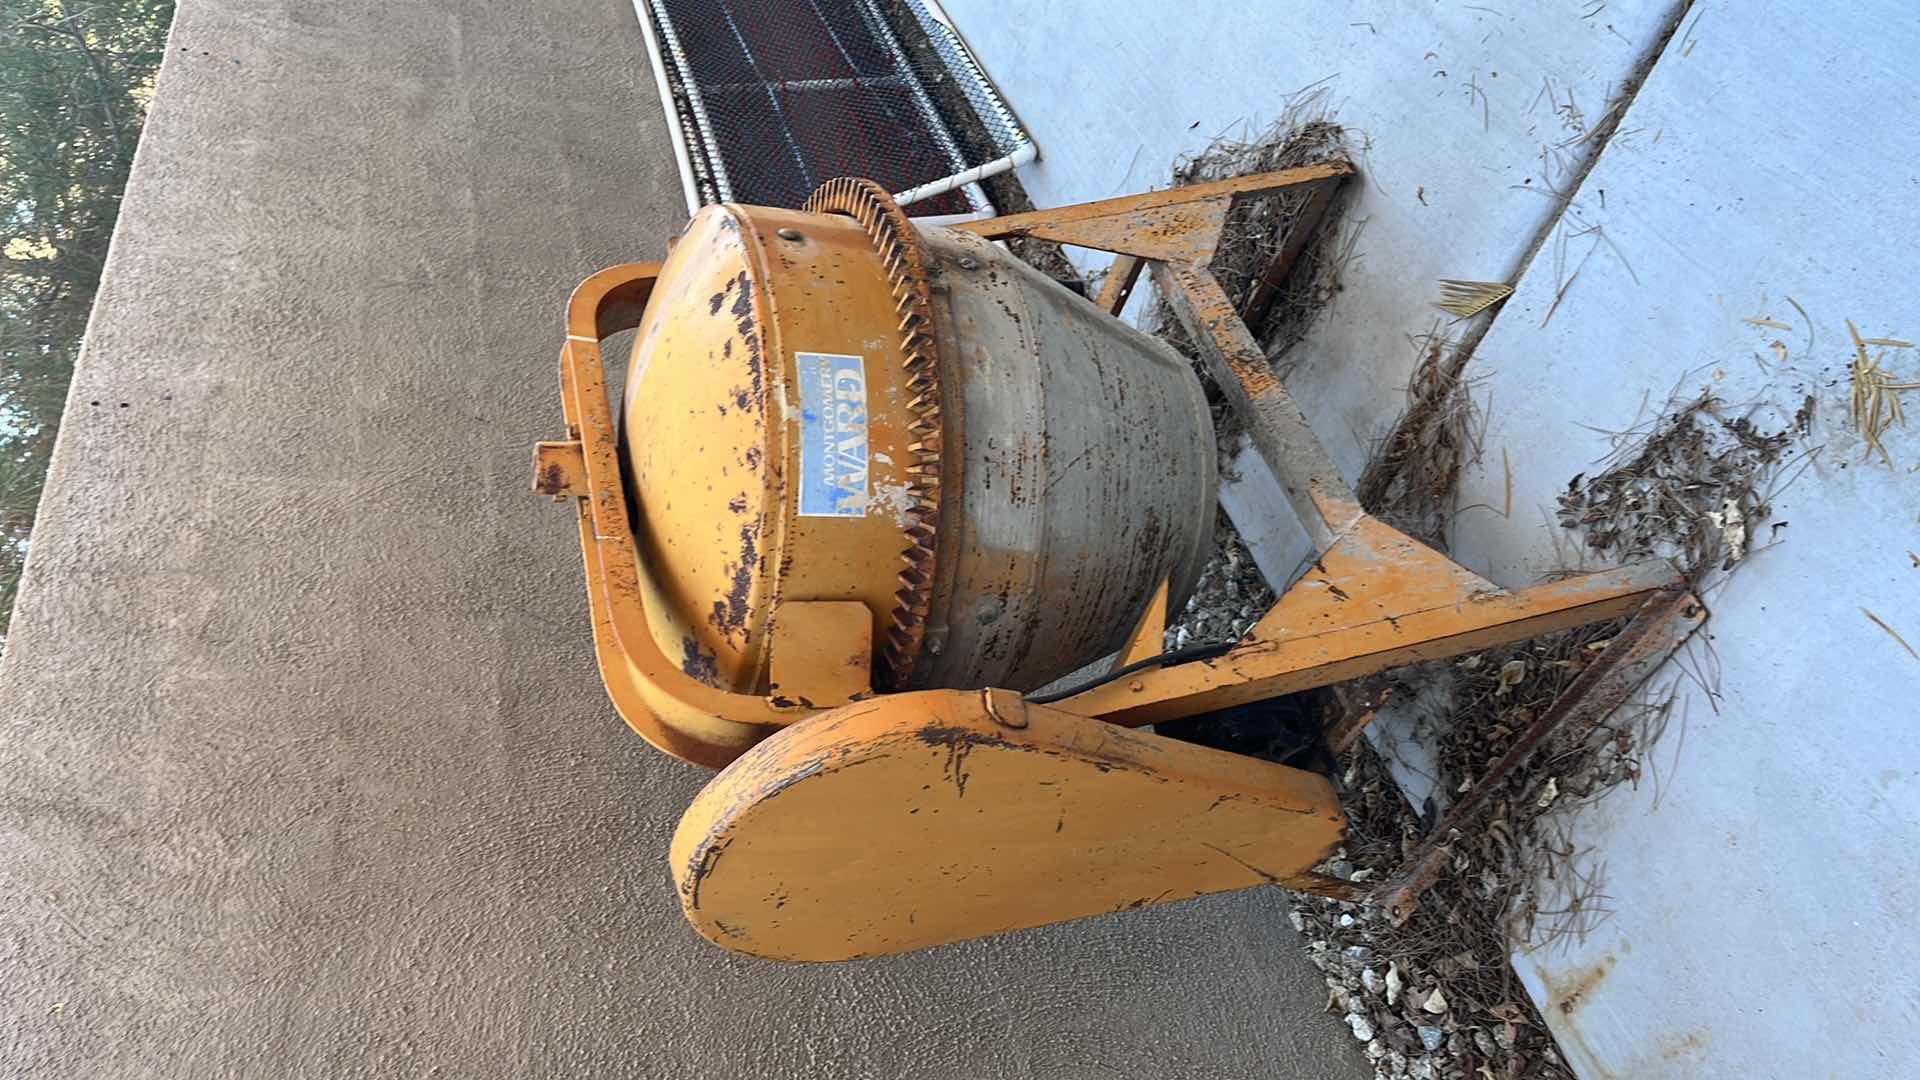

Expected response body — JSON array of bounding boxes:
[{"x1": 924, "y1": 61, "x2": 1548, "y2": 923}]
[{"x1": 804, "y1": 177, "x2": 944, "y2": 690}]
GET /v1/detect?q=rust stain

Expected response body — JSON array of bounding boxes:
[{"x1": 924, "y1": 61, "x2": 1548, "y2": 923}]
[
  {"x1": 738, "y1": 325, "x2": 763, "y2": 404},
  {"x1": 685, "y1": 836, "x2": 731, "y2": 911},
  {"x1": 680, "y1": 636, "x2": 721, "y2": 685},
  {"x1": 1546, "y1": 952, "x2": 1616, "y2": 1016},
  {"x1": 707, "y1": 273, "x2": 736, "y2": 316},
  {"x1": 707, "y1": 524, "x2": 759, "y2": 640},
  {"x1": 914, "y1": 725, "x2": 1002, "y2": 798},
  {"x1": 726, "y1": 270, "x2": 766, "y2": 408},
  {"x1": 907, "y1": 722, "x2": 1107, "y2": 798},
  {"x1": 730, "y1": 271, "x2": 752, "y2": 318},
  {"x1": 1657, "y1": 1029, "x2": 1708, "y2": 1060},
  {"x1": 535, "y1": 462, "x2": 566, "y2": 496}
]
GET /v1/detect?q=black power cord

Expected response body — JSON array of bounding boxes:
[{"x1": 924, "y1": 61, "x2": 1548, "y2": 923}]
[{"x1": 1023, "y1": 641, "x2": 1237, "y2": 705}]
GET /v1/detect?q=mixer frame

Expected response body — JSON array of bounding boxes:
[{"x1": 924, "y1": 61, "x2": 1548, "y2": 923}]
[{"x1": 535, "y1": 168, "x2": 1703, "y2": 957}]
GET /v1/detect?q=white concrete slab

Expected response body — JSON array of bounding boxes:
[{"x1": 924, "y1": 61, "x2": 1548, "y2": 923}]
[
  {"x1": 1442, "y1": 2, "x2": 1920, "y2": 1076},
  {"x1": 947, "y1": 0, "x2": 1686, "y2": 502}
]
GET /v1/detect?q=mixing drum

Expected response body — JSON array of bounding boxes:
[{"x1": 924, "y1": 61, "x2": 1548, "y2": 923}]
[{"x1": 619, "y1": 179, "x2": 1214, "y2": 714}]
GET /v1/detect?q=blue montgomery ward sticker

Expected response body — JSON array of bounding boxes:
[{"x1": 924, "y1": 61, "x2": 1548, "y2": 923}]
[{"x1": 796, "y1": 351, "x2": 869, "y2": 517}]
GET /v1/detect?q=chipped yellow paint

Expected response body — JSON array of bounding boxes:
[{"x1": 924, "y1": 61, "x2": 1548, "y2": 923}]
[{"x1": 670, "y1": 688, "x2": 1345, "y2": 961}]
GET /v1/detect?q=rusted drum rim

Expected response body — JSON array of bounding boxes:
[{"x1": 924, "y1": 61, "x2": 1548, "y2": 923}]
[{"x1": 802, "y1": 178, "x2": 944, "y2": 689}]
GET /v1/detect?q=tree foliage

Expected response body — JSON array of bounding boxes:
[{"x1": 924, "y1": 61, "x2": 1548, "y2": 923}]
[{"x1": 1, "y1": 0, "x2": 173, "y2": 648}]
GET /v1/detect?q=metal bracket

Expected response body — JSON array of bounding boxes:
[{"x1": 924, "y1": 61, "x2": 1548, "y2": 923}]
[
  {"x1": 981, "y1": 687, "x2": 1029, "y2": 729},
  {"x1": 531, "y1": 440, "x2": 589, "y2": 499}
]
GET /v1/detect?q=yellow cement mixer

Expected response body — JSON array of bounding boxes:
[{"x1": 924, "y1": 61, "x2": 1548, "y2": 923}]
[{"x1": 534, "y1": 169, "x2": 1699, "y2": 961}]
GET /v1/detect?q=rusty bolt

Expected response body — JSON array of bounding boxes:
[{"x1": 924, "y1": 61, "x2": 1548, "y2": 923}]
[
  {"x1": 777, "y1": 227, "x2": 803, "y2": 241},
  {"x1": 1128, "y1": 679, "x2": 1144, "y2": 693}
]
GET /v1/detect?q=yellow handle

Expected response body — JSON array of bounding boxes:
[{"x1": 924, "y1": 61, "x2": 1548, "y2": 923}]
[{"x1": 552, "y1": 264, "x2": 813, "y2": 769}]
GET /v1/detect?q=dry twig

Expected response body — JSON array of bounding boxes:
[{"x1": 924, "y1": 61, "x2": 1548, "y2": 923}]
[{"x1": 1862, "y1": 607, "x2": 1919, "y2": 662}]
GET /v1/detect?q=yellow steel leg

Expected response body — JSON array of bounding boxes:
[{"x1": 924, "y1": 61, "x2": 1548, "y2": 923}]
[{"x1": 1054, "y1": 513, "x2": 1679, "y2": 728}]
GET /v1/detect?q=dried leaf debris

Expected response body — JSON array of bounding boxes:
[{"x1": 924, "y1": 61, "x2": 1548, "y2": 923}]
[
  {"x1": 1290, "y1": 612, "x2": 1679, "y2": 1080},
  {"x1": 1140, "y1": 234, "x2": 1856, "y2": 1080},
  {"x1": 1356, "y1": 332, "x2": 1487, "y2": 551},
  {"x1": 1149, "y1": 280, "x2": 1819, "y2": 1080},
  {"x1": 1555, "y1": 390, "x2": 1811, "y2": 579},
  {"x1": 1149, "y1": 91, "x2": 1362, "y2": 377}
]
